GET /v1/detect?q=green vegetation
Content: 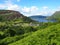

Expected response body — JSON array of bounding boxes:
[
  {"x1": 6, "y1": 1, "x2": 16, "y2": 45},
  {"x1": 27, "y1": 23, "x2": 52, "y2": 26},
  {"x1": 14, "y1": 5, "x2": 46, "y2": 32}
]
[
  {"x1": 47, "y1": 11, "x2": 60, "y2": 22},
  {"x1": 0, "y1": 10, "x2": 60, "y2": 45},
  {"x1": 9, "y1": 24, "x2": 60, "y2": 45}
]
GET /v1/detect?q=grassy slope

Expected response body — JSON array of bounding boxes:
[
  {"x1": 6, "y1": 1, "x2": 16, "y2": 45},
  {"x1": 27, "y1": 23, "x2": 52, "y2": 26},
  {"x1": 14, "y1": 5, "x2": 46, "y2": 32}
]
[
  {"x1": 48, "y1": 11, "x2": 60, "y2": 20},
  {"x1": 9, "y1": 23, "x2": 60, "y2": 45}
]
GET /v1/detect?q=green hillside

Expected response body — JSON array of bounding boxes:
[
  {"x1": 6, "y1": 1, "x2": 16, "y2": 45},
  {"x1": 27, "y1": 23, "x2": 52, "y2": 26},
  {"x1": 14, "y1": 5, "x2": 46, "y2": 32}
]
[
  {"x1": 0, "y1": 10, "x2": 38, "y2": 45},
  {"x1": 9, "y1": 23, "x2": 60, "y2": 45},
  {"x1": 48, "y1": 11, "x2": 60, "y2": 21}
]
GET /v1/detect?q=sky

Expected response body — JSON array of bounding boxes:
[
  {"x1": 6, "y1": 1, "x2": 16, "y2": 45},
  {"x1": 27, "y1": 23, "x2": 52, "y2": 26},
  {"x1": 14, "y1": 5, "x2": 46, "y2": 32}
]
[{"x1": 0, "y1": 0, "x2": 60, "y2": 16}]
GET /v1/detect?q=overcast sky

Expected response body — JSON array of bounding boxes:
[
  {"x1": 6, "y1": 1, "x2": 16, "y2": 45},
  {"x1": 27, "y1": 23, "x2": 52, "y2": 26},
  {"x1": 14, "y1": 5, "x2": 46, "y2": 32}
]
[{"x1": 0, "y1": 0, "x2": 60, "y2": 16}]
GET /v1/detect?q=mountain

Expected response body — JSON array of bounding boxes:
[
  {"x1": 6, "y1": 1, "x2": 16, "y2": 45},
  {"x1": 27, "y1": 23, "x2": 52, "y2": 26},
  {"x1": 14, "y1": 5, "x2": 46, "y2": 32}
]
[
  {"x1": 0, "y1": 10, "x2": 24, "y2": 20},
  {"x1": 47, "y1": 11, "x2": 60, "y2": 21},
  {"x1": 29, "y1": 15, "x2": 50, "y2": 22},
  {"x1": 0, "y1": 10, "x2": 34, "y2": 22}
]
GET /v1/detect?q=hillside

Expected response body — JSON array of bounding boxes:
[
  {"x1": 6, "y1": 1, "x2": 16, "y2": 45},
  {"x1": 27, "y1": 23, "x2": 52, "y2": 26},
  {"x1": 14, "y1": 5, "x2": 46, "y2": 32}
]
[
  {"x1": 0, "y1": 10, "x2": 24, "y2": 21},
  {"x1": 0, "y1": 10, "x2": 34, "y2": 22},
  {"x1": 0, "y1": 10, "x2": 39, "y2": 45},
  {"x1": 48, "y1": 11, "x2": 60, "y2": 21},
  {"x1": 9, "y1": 23, "x2": 60, "y2": 45},
  {"x1": 0, "y1": 10, "x2": 60, "y2": 45}
]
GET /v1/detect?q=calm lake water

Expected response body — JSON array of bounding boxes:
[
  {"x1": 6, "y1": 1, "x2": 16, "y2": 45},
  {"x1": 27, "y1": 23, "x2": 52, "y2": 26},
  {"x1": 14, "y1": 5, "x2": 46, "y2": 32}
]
[{"x1": 31, "y1": 18, "x2": 56, "y2": 22}]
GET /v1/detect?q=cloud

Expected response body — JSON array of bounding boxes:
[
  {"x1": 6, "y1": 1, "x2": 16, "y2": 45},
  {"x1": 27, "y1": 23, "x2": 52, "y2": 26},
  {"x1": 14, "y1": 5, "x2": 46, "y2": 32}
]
[
  {"x1": 22, "y1": 7, "x2": 30, "y2": 13},
  {"x1": 0, "y1": 0, "x2": 21, "y2": 11},
  {"x1": 42, "y1": 6, "x2": 48, "y2": 10},
  {"x1": 21, "y1": 6, "x2": 55, "y2": 16},
  {"x1": 21, "y1": 6, "x2": 39, "y2": 16},
  {"x1": 0, "y1": 4, "x2": 6, "y2": 9},
  {"x1": 7, "y1": 4, "x2": 20, "y2": 11},
  {"x1": 39, "y1": 6, "x2": 52, "y2": 15},
  {"x1": 0, "y1": 0, "x2": 60, "y2": 16},
  {"x1": 30, "y1": 6, "x2": 38, "y2": 12},
  {"x1": 56, "y1": 6, "x2": 60, "y2": 11},
  {"x1": 22, "y1": 6, "x2": 38, "y2": 13}
]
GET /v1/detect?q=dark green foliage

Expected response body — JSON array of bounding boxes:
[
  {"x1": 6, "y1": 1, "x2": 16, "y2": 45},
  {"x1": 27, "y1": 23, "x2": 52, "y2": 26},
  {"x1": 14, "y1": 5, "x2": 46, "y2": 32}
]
[
  {"x1": 0, "y1": 32, "x2": 33, "y2": 45},
  {"x1": 4, "y1": 29, "x2": 16, "y2": 37},
  {"x1": 0, "y1": 21, "x2": 38, "y2": 45},
  {"x1": 9, "y1": 24, "x2": 60, "y2": 45},
  {"x1": 0, "y1": 20, "x2": 59, "y2": 45},
  {"x1": 24, "y1": 26, "x2": 37, "y2": 33}
]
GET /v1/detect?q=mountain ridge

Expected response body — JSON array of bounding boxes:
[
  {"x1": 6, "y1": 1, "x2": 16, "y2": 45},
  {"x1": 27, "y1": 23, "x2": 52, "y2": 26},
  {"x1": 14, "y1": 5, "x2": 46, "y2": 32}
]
[{"x1": 0, "y1": 10, "x2": 35, "y2": 22}]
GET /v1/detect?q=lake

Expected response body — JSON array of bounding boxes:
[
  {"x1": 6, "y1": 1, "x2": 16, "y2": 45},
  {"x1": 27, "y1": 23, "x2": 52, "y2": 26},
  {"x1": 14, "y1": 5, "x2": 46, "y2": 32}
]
[{"x1": 30, "y1": 18, "x2": 56, "y2": 22}]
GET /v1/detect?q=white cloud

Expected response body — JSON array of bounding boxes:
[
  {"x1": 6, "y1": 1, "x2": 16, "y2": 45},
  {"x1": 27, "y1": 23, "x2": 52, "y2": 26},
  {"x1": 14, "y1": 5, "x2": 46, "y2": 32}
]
[
  {"x1": 21, "y1": 6, "x2": 39, "y2": 16},
  {"x1": 0, "y1": 0, "x2": 60, "y2": 16},
  {"x1": 0, "y1": 0, "x2": 21, "y2": 11},
  {"x1": 7, "y1": 5, "x2": 20, "y2": 10},
  {"x1": 42, "y1": 6, "x2": 48, "y2": 10},
  {"x1": 30, "y1": 6, "x2": 38, "y2": 12},
  {"x1": 22, "y1": 6, "x2": 38, "y2": 13},
  {"x1": 56, "y1": 7, "x2": 60, "y2": 11},
  {"x1": 21, "y1": 6, "x2": 55, "y2": 16},
  {"x1": 0, "y1": 4, "x2": 6, "y2": 9},
  {"x1": 22, "y1": 7, "x2": 30, "y2": 13},
  {"x1": 35, "y1": 6, "x2": 56, "y2": 16}
]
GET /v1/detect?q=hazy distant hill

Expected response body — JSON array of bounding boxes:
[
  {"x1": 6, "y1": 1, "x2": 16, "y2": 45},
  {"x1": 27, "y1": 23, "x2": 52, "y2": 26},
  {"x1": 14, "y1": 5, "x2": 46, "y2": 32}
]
[{"x1": 30, "y1": 15, "x2": 47, "y2": 18}]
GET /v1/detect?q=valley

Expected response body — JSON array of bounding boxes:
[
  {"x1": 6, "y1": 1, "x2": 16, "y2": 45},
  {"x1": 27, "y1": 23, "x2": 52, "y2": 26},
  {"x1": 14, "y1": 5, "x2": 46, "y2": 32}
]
[{"x1": 0, "y1": 10, "x2": 60, "y2": 45}]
